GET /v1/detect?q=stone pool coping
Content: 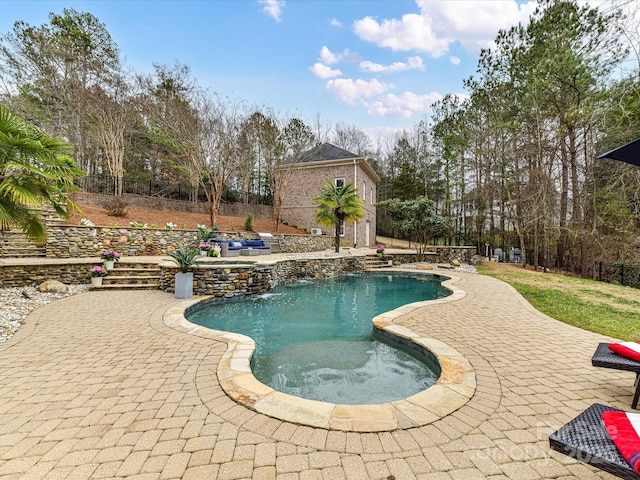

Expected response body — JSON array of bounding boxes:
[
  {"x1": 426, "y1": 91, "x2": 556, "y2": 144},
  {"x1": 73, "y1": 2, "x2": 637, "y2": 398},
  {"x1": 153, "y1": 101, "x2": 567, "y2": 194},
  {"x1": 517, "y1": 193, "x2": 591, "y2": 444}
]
[{"x1": 162, "y1": 271, "x2": 475, "y2": 432}]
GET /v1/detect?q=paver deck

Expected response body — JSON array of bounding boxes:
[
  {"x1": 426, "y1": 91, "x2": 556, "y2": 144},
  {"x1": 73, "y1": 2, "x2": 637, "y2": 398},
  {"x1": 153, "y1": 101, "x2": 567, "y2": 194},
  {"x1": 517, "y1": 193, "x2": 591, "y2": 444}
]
[{"x1": 0, "y1": 265, "x2": 632, "y2": 479}]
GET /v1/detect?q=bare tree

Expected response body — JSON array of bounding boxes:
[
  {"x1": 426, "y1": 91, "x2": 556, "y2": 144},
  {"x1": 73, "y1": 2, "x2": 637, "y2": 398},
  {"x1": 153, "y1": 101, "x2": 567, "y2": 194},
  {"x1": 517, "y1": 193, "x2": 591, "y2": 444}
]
[
  {"x1": 270, "y1": 117, "x2": 315, "y2": 232},
  {"x1": 87, "y1": 75, "x2": 135, "y2": 196},
  {"x1": 196, "y1": 96, "x2": 244, "y2": 226}
]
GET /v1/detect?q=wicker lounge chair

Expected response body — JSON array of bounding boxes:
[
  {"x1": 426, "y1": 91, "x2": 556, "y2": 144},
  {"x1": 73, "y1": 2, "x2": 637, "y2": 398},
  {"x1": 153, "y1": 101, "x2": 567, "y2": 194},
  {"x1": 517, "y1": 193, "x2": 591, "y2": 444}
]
[
  {"x1": 549, "y1": 403, "x2": 640, "y2": 479},
  {"x1": 592, "y1": 343, "x2": 640, "y2": 409}
]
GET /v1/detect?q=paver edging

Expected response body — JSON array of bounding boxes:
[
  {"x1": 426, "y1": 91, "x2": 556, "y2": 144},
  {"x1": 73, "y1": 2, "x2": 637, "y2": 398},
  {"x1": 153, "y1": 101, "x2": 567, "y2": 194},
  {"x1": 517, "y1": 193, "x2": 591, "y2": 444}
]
[{"x1": 162, "y1": 272, "x2": 476, "y2": 432}]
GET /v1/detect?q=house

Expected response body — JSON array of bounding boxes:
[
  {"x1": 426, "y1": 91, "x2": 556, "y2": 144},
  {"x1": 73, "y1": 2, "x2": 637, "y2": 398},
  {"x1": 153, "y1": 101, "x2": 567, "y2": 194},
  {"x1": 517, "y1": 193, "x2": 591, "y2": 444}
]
[{"x1": 280, "y1": 143, "x2": 379, "y2": 248}]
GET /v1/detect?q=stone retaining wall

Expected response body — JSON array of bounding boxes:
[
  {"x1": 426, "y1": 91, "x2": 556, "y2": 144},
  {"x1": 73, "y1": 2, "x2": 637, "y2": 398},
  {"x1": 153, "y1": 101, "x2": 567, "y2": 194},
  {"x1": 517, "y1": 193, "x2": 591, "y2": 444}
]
[
  {"x1": 431, "y1": 246, "x2": 476, "y2": 264},
  {"x1": 159, "y1": 256, "x2": 365, "y2": 297},
  {"x1": 44, "y1": 225, "x2": 333, "y2": 258},
  {"x1": 0, "y1": 260, "x2": 96, "y2": 287}
]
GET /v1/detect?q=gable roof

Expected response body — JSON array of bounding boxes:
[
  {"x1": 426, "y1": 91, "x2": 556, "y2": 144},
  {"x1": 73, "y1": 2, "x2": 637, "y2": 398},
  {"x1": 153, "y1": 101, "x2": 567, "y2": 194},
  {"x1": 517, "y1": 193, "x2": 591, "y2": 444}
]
[
  {"x1": 298, "y1": 143, "x2": 360, "y2": 163},
  {"x1": 295, "y1": 142, "x2": 380, "y2": 184}
]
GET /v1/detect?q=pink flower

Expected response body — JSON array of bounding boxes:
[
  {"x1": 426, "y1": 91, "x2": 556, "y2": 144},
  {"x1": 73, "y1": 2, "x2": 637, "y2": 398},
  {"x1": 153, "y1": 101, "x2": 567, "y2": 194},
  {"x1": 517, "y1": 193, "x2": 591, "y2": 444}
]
[{"x1": 90, "y1": 265, "x2": 108, "y2": 277}]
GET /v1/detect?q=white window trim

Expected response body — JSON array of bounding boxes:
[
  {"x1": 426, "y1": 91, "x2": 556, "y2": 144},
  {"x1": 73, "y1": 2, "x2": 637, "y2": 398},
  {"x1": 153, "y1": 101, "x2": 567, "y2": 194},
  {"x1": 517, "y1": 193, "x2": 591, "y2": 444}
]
[{"x1": 335, "y1": 177, "x2": 345, "y2": 188}]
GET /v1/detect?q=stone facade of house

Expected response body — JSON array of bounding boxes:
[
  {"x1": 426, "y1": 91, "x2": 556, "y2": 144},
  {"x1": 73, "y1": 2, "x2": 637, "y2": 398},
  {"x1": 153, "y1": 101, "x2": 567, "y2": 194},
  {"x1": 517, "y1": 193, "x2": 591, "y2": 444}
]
[{"x1": 281, "y1": 144, "x2": 379, "y2": 248}]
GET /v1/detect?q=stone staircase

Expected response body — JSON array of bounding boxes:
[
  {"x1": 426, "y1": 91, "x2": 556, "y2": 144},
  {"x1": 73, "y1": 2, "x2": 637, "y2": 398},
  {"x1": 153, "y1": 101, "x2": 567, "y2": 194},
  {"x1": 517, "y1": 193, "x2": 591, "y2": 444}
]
[
  {"x1": 364, "y1": 255, "x2": 394, "y2": 270},
  {"x1": 0, "y1": 205, "x2": 67, "y2": 258},
  {"x1": 0, "y1": 230, "x2": 47, "y2": 257},
  {"x1": 90, "y1": 261, "x2": 162, "y2": 291}
]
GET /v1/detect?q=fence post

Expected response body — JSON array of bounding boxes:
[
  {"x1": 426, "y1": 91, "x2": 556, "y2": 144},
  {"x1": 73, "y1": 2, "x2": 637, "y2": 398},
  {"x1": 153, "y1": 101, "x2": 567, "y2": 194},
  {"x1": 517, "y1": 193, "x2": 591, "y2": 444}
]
[{"x1": 598, "y1": 262, "x2": 602, "y2": 282}]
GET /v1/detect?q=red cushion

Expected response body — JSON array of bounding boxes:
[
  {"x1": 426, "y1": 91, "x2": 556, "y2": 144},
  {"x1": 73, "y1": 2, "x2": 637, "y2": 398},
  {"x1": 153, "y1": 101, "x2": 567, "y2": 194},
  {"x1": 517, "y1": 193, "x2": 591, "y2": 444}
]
[
  {"x1": 602, "y1": 411, "x2": 640, "y2": 473},
  {"x1": 608, "y1": 342, "x2": 640, "y2": 362}
]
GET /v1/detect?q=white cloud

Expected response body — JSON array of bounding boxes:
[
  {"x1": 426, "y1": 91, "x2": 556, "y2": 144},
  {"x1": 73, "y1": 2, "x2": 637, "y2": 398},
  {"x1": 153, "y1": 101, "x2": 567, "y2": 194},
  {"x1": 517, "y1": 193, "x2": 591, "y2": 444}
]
[
  {"x1": 359, "y1": 56, "x2": 424, "y2": 73},
  {"x1": 330, "y1": 18, "x2": 342, "y2": 27},
  {"x1": 354, "y1": 0, "x2": 537, "y2": 56},
  {"x1": 258, "y1": 0, "x2": 285, "y2": 22},
  {"x1": 319, "y1": 46, "x2": 359, "y2": 65},
  {"x1": 325, "y1": 78, "x2": 391, "y2": 105},
  {"x1": 353, "y1": 13, "x2": 449, "y2": 57},
  {"x1": 309, "y1": 63, "x2": 342, "y2": 79},
  {"x1": 449, "y1": 56, "x2": 460, "y2": 66},
  {"x1": 364, "y1": 91, "x2": 443, "y2": 118}
]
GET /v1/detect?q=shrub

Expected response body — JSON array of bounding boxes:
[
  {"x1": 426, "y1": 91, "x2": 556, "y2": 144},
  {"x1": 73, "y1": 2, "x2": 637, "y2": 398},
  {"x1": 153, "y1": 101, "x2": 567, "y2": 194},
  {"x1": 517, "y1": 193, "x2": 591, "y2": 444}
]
[
  {"x1": 244, "y1": 214, "x2": 254, "y2": 232},
  {"x1": 103, "y1": 197, "x2": 128, "y2": 217}
]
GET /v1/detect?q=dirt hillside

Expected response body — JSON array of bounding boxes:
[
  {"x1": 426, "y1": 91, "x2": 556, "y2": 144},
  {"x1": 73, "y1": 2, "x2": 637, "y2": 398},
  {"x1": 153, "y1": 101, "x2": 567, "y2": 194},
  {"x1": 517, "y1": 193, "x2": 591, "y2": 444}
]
[{"x1": 68, "y1": 202, "x2": 304, "y2": 235}]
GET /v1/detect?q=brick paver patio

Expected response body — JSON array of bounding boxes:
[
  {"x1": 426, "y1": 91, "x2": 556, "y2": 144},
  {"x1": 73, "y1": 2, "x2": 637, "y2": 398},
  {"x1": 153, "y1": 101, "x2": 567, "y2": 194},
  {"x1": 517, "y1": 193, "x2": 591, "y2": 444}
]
[{"x1": 0, "y1": 270, "x2": 632, "y2": 479}]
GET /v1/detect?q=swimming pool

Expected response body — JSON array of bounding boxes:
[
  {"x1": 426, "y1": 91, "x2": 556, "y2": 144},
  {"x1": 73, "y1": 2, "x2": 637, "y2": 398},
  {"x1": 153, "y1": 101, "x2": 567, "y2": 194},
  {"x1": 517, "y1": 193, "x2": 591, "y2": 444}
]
[
  {"x1": 166, "y1": 267, "x2": 475, "y2": 431},
  {"x1": 187, "y1": 273, "x2": 449, "y2": 404}
]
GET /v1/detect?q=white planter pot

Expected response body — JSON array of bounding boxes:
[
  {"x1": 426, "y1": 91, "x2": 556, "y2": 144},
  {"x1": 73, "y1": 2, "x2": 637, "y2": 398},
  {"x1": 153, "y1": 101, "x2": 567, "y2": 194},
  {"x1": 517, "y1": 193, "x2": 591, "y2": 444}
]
[
  {"x1": 174, "y1": 272, "x2": 193, "y2": 299},
  {"x1": 91, "y1": 277, "x2": 103, "y2": 287},
  {"x1": 103, "y1": 260, "x2": 115, "y2": 270},
  {"x1": 199, "y1": 250, "x2": 208, "y2": 257},
  {"x1": 213, "y1": 245, "x2": 221, "y2": 255},
  {"x1": 388, "y1": 260, "x2": 393, "y2": 266}
]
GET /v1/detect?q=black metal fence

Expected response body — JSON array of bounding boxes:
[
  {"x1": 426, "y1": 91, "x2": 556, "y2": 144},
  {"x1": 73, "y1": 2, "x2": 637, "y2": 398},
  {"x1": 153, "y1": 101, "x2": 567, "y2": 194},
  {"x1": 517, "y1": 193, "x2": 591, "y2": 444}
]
[{"x1": 596, "y1": 262, "x2": 640, "y2": 289}]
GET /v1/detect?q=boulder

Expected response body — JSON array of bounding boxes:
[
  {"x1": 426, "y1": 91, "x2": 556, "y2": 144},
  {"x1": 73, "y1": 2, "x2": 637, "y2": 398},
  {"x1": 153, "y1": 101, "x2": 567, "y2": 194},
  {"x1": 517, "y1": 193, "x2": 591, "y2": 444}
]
[
  {"x1": 37, "y1": 280, "x2": 68, "y2": 294},
  {"x1": 416, "y1": 263, "x2": 433, "y2": 270},
  {"x1": 451, "y1": 259, "x2": 461, "y2": 267}
]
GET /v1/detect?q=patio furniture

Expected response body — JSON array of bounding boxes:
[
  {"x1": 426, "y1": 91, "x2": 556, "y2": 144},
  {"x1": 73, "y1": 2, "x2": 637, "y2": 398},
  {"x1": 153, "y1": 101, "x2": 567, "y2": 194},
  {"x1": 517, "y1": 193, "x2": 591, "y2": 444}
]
[
  {"x1": 240, "y1": 249, "x2": 260, "y2": 256},
  {"x1": 219, "y1": 242, "x2": 241, "y2": 257},
  {"x1": 549, "y1": 403, "x2": 640, "y2": 479},
  {"x1": 215, "y1": 239, "x2": 271, "y2": 257},
  {"x1": 592, "y1": 342, "x2": 640, "y2": 409}
]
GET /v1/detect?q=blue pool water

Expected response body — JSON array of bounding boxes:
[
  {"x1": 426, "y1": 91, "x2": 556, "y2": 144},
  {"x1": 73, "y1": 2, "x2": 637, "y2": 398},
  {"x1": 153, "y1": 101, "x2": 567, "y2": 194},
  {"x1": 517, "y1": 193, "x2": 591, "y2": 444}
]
[{"x1": 187, "y1": 273, "x2": 450, "y2": 404}]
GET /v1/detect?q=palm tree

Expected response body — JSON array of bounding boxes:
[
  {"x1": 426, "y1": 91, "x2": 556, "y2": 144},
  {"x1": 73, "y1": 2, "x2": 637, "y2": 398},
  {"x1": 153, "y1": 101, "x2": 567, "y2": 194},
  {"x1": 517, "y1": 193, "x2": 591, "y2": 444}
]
[
  {"x1": 0, "y1": 104, "x2": 83, "y2": 240},
  {"x1": 313, "y1": 180, "x2": 364, "y2": 253}
]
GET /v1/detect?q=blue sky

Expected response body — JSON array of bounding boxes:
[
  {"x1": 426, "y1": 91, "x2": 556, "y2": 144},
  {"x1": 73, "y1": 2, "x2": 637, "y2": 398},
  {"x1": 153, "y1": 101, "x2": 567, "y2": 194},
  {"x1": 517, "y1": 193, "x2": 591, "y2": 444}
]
[{"x1": 1, "y1": 0, "x2": 541, "y2": 140}]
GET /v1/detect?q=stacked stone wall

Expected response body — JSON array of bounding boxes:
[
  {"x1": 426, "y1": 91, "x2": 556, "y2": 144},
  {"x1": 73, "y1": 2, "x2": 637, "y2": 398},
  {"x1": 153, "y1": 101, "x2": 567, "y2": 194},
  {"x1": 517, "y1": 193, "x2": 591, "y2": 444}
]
[
  {"x1": 158, "y1": 256, "x2": 366, "y2": 297},
  {"x1": 0, "y1": 260, "x2": 97, "y2": 287},
  {"x1": 432, "y1": 246, "x2": 476, "y2": 264},
  {"x1": 44, "y1": 225, "x2": 333, "y2": 258}
]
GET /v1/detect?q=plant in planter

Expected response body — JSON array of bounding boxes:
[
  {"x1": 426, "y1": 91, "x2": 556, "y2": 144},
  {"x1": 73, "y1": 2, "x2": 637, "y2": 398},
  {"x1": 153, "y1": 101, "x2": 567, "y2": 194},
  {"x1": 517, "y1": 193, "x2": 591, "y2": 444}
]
[
  {"x1": 197, "y1": 224, "x2": 213, "y2": 242},
  {"x1": 90, "y1": 265, "x2": 108, "y2": 286},
  {"x1": 166, "y1": 245, "x2": 202, "y2": 298},
  {"x1": 100, "y1": 250, "x2": 120, "y2": 270},
  {"x1": 199, "y1": 243, "x2": 211, "y2": 256}
]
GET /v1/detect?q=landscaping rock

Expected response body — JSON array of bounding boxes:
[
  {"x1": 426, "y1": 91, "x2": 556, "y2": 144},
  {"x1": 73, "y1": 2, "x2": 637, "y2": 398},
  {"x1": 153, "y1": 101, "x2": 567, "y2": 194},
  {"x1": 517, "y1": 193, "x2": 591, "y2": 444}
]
[
  {"x1": 36, "y1": 280, "x2": 69, "y2": 294},
  {"x1": 416, "y1": 263, "x2": 433, "y2": 270}
]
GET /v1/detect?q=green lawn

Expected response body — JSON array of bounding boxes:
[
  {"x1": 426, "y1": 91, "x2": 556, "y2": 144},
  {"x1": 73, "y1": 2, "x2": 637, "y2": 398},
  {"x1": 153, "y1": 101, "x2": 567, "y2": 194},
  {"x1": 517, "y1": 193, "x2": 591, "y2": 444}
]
[{"x1": 477, "y1": 263, "x2": 640, "y2": 341}]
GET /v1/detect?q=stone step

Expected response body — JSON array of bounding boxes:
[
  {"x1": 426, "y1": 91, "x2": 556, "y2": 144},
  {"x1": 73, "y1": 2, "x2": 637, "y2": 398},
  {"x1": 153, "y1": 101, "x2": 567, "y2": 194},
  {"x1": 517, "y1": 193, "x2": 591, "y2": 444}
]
[
  {"x1": 94, "y1": 261, "x2": 163, "y2": 291},
  {"x1": 89, "y1": 283, "x2": 160, "y2": 291},
  {"x1": 109, "y1": 265, "x2": 160, "y2": 275},
  {"x1": 103, "y1": 275, "x2": 162, "y2": 284},
  {"x1": 364, "y1": 255, "x2": 394, "y2": 269}
]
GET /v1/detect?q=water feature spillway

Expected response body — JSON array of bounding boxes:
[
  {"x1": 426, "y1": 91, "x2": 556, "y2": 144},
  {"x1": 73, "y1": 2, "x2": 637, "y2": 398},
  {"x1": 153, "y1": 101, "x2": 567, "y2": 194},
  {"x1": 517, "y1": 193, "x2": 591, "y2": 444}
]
[{"x1": 187, "y1": 273, "x2": 450, "y2": 404}]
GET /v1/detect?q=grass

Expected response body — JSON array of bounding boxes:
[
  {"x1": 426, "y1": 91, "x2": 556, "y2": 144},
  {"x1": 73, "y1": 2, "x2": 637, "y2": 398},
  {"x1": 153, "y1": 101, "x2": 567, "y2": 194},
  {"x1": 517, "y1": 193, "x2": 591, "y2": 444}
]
[{"x1": 477, "y1": 262, "x2": 640, "y2": 341}]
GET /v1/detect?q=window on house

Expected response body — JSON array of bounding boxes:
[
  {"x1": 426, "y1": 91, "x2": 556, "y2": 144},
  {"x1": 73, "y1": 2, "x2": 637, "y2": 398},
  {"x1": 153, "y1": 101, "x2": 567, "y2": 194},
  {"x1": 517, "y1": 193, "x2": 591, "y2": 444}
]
[
  {"x1": 339, "y1": 221, "x2": 345, "y2": 237},
  {"x1": 370, "y1": 188, "x2": 374, "y2": 205},
  {"x1": 335, "y1": 177, "x2": 345, "y2": 188},
  {"x1": 362, "y1": 181, "x2": 366, "y2": 200}
]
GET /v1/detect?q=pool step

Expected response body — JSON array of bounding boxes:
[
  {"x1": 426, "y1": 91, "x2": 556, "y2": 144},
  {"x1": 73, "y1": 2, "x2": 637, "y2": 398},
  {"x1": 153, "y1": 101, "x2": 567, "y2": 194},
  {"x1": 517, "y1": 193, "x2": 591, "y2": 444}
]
[
  {"x1": 90, "y1": 261, "x2": 162, "y2": 291},
  {"x1": 364, "y1": 255, "x2": 394, "y2": 270}
]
